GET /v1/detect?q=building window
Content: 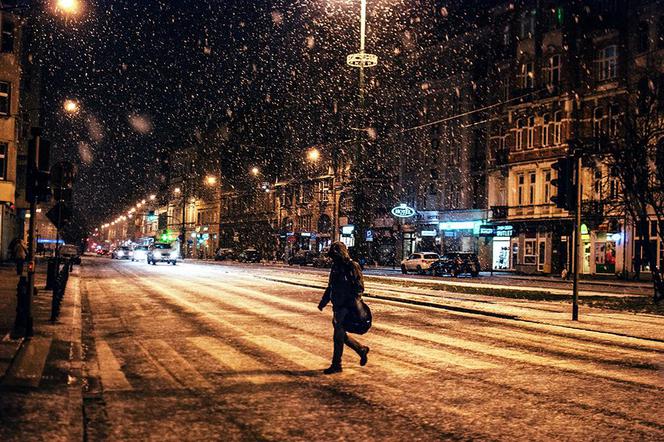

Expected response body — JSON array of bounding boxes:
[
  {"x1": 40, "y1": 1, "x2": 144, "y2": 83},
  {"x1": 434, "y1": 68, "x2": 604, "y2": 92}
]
[
  {"x1": 594, "y1": 169, "x2": 603, "y2": 199},
  {"x1": 515, "y1": 119, "x2": 525, "y2": 150},
  {"x1": 0, "y1": 15, "x2": 14, "y2": 53},
  {"x1": 541, "y1": 114, "x2": 550, "y2": 147},
  {"x1": 637, "y1": 21, "x2": 650, "y2": 53},
  {"x1": 543, "y1": 169, "x2": 551, "y2": 203},
  {"x1": 593, "y1": 107, "x2": 607, "y2": 138},
  {"x1": 0, "y1": 142, "x2": 6, "y2": 180},
  {"x1": 524, "y1": 239, "x2": 537, "y2": 265},
  {"x1": 319, "y1": 180, "x2": 329, "y2": 202},
  {"x1": 517, "y1": 173, "x2": 525, "y2": 206},
  {"x1": 544, "y1": 55, "x2": 561, "y2": 86},
  {"x1": 0, "y1": 82, "x2": 9, "y2": 116},
  {"x1": 596, "y1": 46, "x2": 618, "y2": 81},
  {"x1": 519, "y1": 10, "x2": 535, "y2": 39},
  {"x1": 553, "y1": 111, "x2": 563, "y2": 145},
  {"x1": 526, "y1": 116, "x2": 535, "y2": 149},
  {"x1": 609, "y1": 103, "x2": 621, "y2": 136},
  {"x1": 518, "y1": 62, "x2": 535, "y2": 89},
  {"x1": 529, "y1": 172, "x2": 537, "y2": 204}
]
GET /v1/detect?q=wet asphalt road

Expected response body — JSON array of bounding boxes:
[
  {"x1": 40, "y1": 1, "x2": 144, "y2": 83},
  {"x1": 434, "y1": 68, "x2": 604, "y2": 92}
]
[{"x1": 79, "y1": 258, "x2": 663, "y2": 441}]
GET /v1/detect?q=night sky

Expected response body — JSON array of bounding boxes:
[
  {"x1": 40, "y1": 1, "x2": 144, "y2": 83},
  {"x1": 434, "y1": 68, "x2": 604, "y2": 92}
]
[{"x1": 34, "y1": 0, "x2": 461, "y2": 229}]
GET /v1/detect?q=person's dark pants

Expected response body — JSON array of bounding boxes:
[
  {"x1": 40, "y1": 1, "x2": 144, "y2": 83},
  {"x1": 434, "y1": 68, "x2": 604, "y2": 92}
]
[
  {"x1": 331, "y1": 307, "x2": 364, "y2": 367},
  {"x1": 15, "y1": 259, "x2": 24, "y2": 276}
]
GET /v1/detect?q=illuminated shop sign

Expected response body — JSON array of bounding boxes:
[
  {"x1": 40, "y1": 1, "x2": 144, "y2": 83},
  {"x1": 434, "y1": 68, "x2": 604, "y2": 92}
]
[
  {"x1": 496, "y1": 225, "x2": 513, "y2": 237},
  {"x1": 479, "y1": 225, "x2": 514, "y2": 237},
  {"x1": 420, "y1": 230, "x2": 437, "y2": 237},
  {"x1": 391, "y1": 203, "x2": 416, "y2": 218},
  {"x1": 341, "y1": 225, "x2": 355, "y2": 235},
  {"x1": 439, "y1": 221, "x2": 482, "y2": 234}
]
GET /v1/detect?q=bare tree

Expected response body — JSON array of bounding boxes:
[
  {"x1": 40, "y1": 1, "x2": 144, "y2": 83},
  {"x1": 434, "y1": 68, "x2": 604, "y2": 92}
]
[{"x1": 603, "y1": 67, "x2": 664, "y2": 302}]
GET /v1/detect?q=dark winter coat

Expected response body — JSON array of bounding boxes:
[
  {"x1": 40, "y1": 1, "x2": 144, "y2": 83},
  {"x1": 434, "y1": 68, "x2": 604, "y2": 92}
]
[{"x1": 318, "y1": 260, "x2": 364, "y2": 311}]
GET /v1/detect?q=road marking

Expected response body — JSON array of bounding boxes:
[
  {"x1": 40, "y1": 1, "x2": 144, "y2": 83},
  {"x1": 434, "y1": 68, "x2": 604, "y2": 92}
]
[
  {"x1": 96, "y1": 339, "x2": 132, "y2": 391},
  {"x1": 379, "y1": 324, "x2": 664, "y2": 388},
  {"x1": 188, "y1": 337, "x2": 290, "y2": 385},
  {"x1": 2, "y1": 337, "x2": 52, "y2": 388},
  {"x1": 369, "y1": 334, "x2": 500, "y2": 370},
  {"x1": 241, "y1": 334, "x2": 329, "y2": 370},
  {"x1": 141, "y1": 339, "x2": 212, "y2": 390}
]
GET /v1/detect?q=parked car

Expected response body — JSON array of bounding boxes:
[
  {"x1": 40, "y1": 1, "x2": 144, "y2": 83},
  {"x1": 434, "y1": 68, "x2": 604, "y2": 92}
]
[
  {"x1": 238, "y1": 248, "x2": 261, "y2": 263},
  {"x1": 147, "y1": 243, "x2": 179, "y2": 265},
  {"x1": 132, "y1": 245, "x2": 149, "y2": 262},
  {"x1": 430, "y1": 252, "x2": 481, "y2": 277},
  {"x1": 288, "y1": 250, "x2": 317, "y2": 266},
  {"x1": 214, "y1": 248, "x2": 235, "y2": 261},
  {"x1": 400, "y1": 252, "x2": 440, "y2": 274},
  {"x1": 112, "y1": 246, "x2": 133, "y2": 260},
  {"x1": 313, "y1": 248, "x2": 332, "y2": 268}
]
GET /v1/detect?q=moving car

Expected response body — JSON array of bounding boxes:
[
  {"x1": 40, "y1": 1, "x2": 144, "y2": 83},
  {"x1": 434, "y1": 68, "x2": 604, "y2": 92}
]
[
  {"x1": 214, "y1": 248, "x2": 235, "y2": 261},
  {"x1": 238, "y1": 248, "x2": 261, "y2": 263},
  {"x1": 430, "y1": 252, "x2": 481, "y2": 277},
  {"x1": 59, "y1": 244, "x2": 80, "y2": 258},
  {"x1": 147, "y1": 243, "x2": 179, "y2": 265},
  {"x1": 132, "y1": 245, "x2": 149, "y2": 262},
  {"x1": 112, "y1": 246, "x2": 133, "y2": 260},
  {"x1": 288, "y1": 250, "x2": 317, "y2": 266},
  {"x1": 400, "y1": 252, "x2": 440, "y2": 274}
]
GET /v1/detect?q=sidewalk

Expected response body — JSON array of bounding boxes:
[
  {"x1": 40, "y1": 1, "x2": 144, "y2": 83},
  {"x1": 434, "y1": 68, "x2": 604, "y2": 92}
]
[{"x1": 0, "y1": 262, "x2": 83, "y2": 441}]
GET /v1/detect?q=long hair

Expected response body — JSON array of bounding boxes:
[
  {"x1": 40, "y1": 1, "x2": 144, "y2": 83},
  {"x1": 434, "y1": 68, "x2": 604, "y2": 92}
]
[{"x1": 328, "y1": 241, "x2": 352, "y2": 264}]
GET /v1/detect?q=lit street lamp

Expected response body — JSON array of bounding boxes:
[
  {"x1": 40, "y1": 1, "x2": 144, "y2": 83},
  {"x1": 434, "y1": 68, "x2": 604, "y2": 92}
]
[
  {"x1": 205, "y1": 175, "x2": 217, "y2": 186},
  {"x1": 55, "y1": 0, "x2": 81, "y2": 15},
  {"x1": 307, "y1": 147, "x2": 320, "y2": 162},
  {"x1": 63, "y1": 98, "x2": 79, "y2": 114},
  {"x1": 250, "y1": 167, "x2": 260, "y2": 176}
]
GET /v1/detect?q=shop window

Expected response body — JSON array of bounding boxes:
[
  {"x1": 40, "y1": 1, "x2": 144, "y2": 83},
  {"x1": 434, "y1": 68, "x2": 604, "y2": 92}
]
[
  {"x1": 0, "y1": 142, "x2": 6, "y2": 180},
  {"x1": 511, "y1": 241, "x2": 519, "y2": 268},
  {"x1": 595, "y1": 46, "x2": 618, "y2": 81},
  {"x1": 524, "y1": 239, "x2": 537, "y2": 265},
  {"x1": 637, "y1": 21, "x2": 650, "y2": 53}
]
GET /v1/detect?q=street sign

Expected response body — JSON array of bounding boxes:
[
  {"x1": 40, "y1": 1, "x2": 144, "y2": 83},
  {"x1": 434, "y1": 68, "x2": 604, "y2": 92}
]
[
  {"x1": 391, "y1": 203, "x2": 415, "y2": 218},
  {"x1": 46, "y1": 202, "x2": 73, "y2": 230}
]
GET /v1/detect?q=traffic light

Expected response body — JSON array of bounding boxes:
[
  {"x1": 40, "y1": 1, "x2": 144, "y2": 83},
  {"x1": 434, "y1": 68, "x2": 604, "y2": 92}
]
[{"x1": 551, "y1": 157, "x2": 577, "y2": 211}]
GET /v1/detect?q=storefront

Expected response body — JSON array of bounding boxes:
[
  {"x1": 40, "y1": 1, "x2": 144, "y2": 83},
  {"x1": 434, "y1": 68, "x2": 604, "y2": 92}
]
[{"x1": 480, "y1": 225, "x2": 514, "y2": 270}]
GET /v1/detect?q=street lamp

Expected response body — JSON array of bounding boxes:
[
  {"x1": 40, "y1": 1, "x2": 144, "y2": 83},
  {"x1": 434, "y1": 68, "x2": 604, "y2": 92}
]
[
  {"x1": 346, "y1": 0, "x2": 378, "y2": 103},
  {"x1": 174, "y1": 187, "x2": 181, "y2": 194},
  {"x1": 307, "y1": 147, "x2": 320, "y2": 162},
  {"x1": 55, "y1": 0, "x2": 81, "y2": 15},
  {"x1": 149, "y1": 194, "x2": 156, "y2": 200},
  {"x1": 250, "y1": 167, "x2": 260, "y2": 176},
  {"x1": 205, "y1": 175, "x2": 217, "y2": 186},
  {"x1": 63, "y1": 98, "x2": 79, "y2": 114}
]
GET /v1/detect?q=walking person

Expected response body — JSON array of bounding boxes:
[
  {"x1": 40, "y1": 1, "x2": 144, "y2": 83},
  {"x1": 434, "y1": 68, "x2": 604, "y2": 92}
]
[
  {"x1": 317, "y1": 241, "x2": 369, "y2": 374},
  {"x1": 11, "y1": 237, "x2": 27, "y2": 276}
]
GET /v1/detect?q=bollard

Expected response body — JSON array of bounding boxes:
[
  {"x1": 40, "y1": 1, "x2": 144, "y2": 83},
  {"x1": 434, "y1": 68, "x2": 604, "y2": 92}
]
[
  {"x1": 45, "y1": 258, "x2": 57, "y2": 290},
  {"x1": 12, "y1": 276, "x2": 33, "y2": 338}
]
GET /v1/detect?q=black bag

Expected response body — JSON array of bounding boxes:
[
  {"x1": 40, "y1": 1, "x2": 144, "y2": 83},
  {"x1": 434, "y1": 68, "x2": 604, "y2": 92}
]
[{"x1": 343, "y1": 296, "x2": 372, "y2": 335}]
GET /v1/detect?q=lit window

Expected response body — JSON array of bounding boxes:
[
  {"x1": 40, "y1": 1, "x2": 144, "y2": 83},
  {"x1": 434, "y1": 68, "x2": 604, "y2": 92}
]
[
  {"x1": 596, "y1": 46, "x2": 618, "y2": 81},
  {"x1": 544, "y1": 55, "x2": 561, "y2": 86},
  {"x1": 518, "y1": 62, "x2": 535, "y2": 89},
  {"x1": 515, "y1": 119, "x2": 525, "y2": 150},
  {"x1": 517, "y1": 173, "x2": 525, "y2": 206},
  {"x1": 543, "y1": 169, "x2": 551, "y2": 203},
  {"x1": 541, "y1": 114, "x2": 550, "y2": 146},
  {"x1": 524, "y1": 239, "x2": 537, "y2": 265}
]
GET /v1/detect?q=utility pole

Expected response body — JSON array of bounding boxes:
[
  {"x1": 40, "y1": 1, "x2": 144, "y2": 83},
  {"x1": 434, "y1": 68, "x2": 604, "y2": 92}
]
[
  {"x1": 23, "y1": 128, "x2": 42, "y2": 337},
  {"x1": 572, "y1": 153, "x2": 582, "y2": 320}
]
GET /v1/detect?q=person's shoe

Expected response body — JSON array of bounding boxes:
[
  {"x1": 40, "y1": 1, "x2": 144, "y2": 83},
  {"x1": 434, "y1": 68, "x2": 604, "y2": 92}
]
[
  {"x1": 323, "y1": 364, "x2": 342, "y2": 375},
  {"x1": 359, "y1": 346, "x2": 369, "y2": 366}
]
